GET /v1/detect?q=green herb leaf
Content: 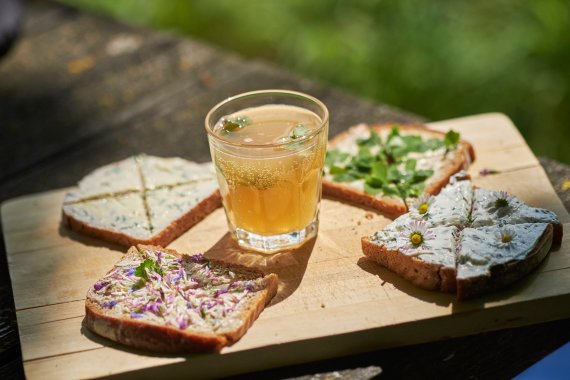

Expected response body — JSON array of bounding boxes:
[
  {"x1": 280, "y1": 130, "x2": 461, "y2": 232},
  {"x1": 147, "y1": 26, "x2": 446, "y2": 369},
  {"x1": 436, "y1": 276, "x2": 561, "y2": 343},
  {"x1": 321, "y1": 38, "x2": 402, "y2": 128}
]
[
  {"x1": 333, "y1": 172, "x2": 361, "y2": 182},
  {"x1": 370, "y1": 161, "x2": 388, "y2": 183},
  {"x1": 222, "y1": 116, "x2": 250, "y2": 133},
  {"x1": 329, "y1": 165, "x2": 346, "y2": 175},
  {"x1": 134, "y1": 259, "x2": 164, "y2": 281},
  {"x1": 290, "y1": 124, "x2": 309, "y2": 139},
  {"x1": 356, "y1": 130, "x2": 381, "y2": 147},
  {"x1": 387, "y1": 166, "x2": 402, "y2": 182},
  {"x1": 364, "y1": 183, "x2": 384, "y2": 195},
  {"x1": 405, "y1": 158, "x2": 417, "y2": 172},
  {"x1": 325, "y1": 149, "x2": 350, "y2": 166},
  {"x1": 444, "y1": 130, "x2": 460, "y2": 150}
]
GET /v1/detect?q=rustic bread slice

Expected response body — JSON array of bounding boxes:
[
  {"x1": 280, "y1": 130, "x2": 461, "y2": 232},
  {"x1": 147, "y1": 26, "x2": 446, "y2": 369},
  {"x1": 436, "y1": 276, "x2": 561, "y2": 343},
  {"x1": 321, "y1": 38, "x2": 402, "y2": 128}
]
[
  {"x1": 456, "y1": 223, "x2": 553, "y2": 300},
  {"x1": 361, "y1": 179, "x2": 561, "y2": 299},
  {"x1": 85, "y1": 245, "x2": 278, "y2": 353},
  {"x1": 362, "y1": 223, "x2": 459, "y2": 293},
  {"x1": 323, "y1": 123, "x2": 475, "y2": 217},
  {"x1": 62, "y1": 155, "x2": 222, "y2": 247},
  {"x1": 471, "y1": 188, "x2": 563, "y2": 244},
  {"x1": 64, "y1": 157, "x2": 143, "y2": 203}
]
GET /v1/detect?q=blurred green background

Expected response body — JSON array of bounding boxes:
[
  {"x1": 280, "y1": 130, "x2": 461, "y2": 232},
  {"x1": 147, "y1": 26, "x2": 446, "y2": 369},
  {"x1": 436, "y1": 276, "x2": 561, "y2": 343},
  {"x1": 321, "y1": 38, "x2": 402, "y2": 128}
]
[{"x1": 61, "y1": 0, "x2": 570, "y2": 164}]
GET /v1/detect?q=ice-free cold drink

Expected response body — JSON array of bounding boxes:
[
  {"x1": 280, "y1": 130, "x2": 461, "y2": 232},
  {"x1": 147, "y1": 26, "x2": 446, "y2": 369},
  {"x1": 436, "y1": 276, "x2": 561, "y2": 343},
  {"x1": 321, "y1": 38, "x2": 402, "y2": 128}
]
[{"x1": 205, "y1": 91, "x2": 329, "y2": 253}]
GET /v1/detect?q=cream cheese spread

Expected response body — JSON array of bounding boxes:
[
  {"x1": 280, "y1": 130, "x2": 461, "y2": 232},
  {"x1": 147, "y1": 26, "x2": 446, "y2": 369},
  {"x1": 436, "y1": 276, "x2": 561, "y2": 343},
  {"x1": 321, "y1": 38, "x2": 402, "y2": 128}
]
[
  {"x1": 147, "y1": 179, "x2": 218, "y2": 233},
  {"x1": 63, "y1": 155, "x2": 220, "y2": 242},
  {"x1": 139, "y1": 156, "x2": 216, "y2": 190},
  {"x1": 88, "y1": 247, "x2": 266, "y2": 332},
  {"x1": 65, "y1": 157, "x2": 143, "y2": 202},
  {"x1": 63, "y1": 193, "x2": 152, "y2": 238},
  {"x1": 367, "y1": 178, "x2": 560, "y2": 292},
  {"x1": 457, "y1": 223, "x2": 548, "y2": 279}
]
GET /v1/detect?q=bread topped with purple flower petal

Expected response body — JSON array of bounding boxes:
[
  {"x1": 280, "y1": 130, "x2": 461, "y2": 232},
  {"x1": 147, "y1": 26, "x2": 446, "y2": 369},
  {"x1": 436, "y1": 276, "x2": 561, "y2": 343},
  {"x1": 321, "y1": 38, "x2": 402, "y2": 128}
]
[
  {"x1": 323, "y1": 123, "x2": 475, "y2": 218},
  {"x1": 362, "y1": 177, "x2": 561, "y2": 299},
  {"x1": 85, "y1": 245, "x2": 278, "y2": 353}
]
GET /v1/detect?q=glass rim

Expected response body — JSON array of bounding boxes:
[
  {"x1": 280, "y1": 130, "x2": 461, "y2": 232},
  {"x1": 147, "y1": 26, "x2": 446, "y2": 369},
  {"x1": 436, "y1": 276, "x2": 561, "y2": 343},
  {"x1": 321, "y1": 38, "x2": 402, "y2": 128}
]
[{"x1": 204, "y1": 89, "x2": 329, "y2": 148}]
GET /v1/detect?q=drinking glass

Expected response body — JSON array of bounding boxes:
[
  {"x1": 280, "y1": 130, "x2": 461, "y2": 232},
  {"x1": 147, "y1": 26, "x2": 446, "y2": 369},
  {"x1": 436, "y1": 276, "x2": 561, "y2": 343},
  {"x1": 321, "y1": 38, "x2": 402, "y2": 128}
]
[{"x1": 205, "y1": 90, "x2": 329, "y2": 253}]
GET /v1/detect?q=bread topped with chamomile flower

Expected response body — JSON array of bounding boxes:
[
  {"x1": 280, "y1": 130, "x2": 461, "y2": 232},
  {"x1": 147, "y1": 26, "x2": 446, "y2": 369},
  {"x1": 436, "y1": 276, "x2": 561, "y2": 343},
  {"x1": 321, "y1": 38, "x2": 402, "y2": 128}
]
[
  {"x1": 85, "y1": 245, "x2": 278, "y2": 353},
  {"x1": 361, "y1": 174, "x2": 562, "y2": 299},
  {"x1": 323, "y1": 123, "x2": 475, "y2": 218}
]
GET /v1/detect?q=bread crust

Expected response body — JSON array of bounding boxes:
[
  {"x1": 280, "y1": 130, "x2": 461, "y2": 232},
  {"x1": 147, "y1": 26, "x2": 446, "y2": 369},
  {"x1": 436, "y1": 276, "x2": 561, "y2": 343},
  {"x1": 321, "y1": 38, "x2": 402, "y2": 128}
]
[
  {"x1": 324, "y1": 123, "x2": 475, "y2": 217},
  {"x1": 85, "y1": 245, "x2": 278, "y2": 353},
  {"x1": 456, "y1": 224, "x2": 553, "y2": 300},
  {"x1": 63, "y1": 190, "x2": 221, "y2": 247},
  {"x1": 363, "y1": 224, "x2": 553, "y2": 300},
  {"x1": 361, "y1": 237, "x2": 456, "y2": 293}
]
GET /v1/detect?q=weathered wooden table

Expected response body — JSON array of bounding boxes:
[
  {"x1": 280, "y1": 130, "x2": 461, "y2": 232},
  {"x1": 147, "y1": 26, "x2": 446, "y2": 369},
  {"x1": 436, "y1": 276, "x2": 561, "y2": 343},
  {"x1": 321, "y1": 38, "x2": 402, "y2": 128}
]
[{"x1": 1, "y1": 1, "x2": 570, "y2": 378}]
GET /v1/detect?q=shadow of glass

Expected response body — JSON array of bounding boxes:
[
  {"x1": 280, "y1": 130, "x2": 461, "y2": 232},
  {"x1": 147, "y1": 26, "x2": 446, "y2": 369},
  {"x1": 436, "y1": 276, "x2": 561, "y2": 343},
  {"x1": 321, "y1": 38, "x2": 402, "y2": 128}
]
[{"x1": 204, "y1": 233, "x2": 316, "y2": 306}]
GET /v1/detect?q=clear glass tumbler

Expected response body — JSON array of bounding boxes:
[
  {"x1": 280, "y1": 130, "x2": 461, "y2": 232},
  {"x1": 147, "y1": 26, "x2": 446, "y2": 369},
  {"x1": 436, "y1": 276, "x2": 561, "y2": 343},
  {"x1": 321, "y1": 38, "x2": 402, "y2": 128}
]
[{"x1": 205, "y1": 90, "x2": 329, "y2": 253}]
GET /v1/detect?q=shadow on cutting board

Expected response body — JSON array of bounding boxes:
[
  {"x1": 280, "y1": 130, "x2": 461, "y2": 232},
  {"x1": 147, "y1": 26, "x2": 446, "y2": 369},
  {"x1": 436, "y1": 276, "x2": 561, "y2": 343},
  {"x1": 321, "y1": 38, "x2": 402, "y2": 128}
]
[
  {"x1": 204, "y1": 233, "x2": 315, "y2": 306},
  {"x1": 357, "y1": 257, "x2": 454, "y2": 307}
]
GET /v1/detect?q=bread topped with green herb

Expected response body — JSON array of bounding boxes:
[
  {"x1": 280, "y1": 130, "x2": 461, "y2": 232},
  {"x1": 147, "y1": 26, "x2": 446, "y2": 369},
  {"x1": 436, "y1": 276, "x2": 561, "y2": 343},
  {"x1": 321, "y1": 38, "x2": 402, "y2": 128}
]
[
  {"x1": 362, "y1": 177, "x2": 562, "y2": 300},
  {"x1": 62, "y1": 155, "x2": 221, "y2": 247},
  {"x1": 323, "y1": 123, "x2": 475, "y2": 217},
  {"x1": 85, "y1": 245, "x2": 278, "y2": 353}
]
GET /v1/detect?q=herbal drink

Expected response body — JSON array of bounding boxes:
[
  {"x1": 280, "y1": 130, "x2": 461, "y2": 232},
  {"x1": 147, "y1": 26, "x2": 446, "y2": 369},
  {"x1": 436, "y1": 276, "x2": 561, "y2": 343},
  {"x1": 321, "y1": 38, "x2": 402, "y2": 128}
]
[{"x1": 205, "y1": 91, "x2": 329, "y2": 253}]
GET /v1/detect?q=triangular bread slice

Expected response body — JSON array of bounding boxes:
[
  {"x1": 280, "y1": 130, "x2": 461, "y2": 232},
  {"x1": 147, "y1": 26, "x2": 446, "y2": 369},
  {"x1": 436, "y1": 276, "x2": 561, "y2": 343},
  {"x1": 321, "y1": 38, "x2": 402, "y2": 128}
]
[
  {"x1": 323, "y1": 123, "x2": 475, "y2": 217},
  {"x1": 361, "y1": 180, "x2": 561, "y2": 299},
  {"x1": 62, "y1": 155, "x2": 221, "y2": 247},
  {"x1": 362, "y1": 224, "x2": 459, "y2": 293},
  {"x1": 456, "y1": 223, "x2": 553, "y2": 300},
  {"x1": 85, "y1": 245, "x2": 278, "y2": 353}
]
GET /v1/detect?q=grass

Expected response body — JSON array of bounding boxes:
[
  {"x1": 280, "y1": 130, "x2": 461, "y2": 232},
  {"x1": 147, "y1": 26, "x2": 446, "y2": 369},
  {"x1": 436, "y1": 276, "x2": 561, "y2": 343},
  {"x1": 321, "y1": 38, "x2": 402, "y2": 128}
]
[{"x1": 61, "y1": 0, "x2": 570, "y2": 164}]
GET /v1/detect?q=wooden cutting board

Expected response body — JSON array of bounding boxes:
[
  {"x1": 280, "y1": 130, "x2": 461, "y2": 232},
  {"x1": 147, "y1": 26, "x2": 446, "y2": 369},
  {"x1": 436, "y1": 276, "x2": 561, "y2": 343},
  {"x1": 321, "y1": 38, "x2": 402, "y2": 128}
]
[{"x1": 3, "y1": 113, "x2": 570, "y2": 379}]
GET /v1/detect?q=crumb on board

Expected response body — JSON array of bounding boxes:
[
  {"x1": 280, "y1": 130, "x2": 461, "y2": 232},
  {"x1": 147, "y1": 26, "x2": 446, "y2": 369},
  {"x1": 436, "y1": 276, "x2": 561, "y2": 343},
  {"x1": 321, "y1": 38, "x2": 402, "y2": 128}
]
[{"x1": 364, "y1": 212, "x2": 374, "y2": 220}]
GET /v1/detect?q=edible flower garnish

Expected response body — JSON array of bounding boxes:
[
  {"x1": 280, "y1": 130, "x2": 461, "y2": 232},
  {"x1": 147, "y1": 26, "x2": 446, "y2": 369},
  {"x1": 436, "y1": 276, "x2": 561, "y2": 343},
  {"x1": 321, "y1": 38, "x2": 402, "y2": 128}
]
[
  {"x1": 91, "y1": 249, "x2": 260, "y2": 330},
  {"x1": 487, "y1": 190, "x2": 520, "y2": 216},
  {"x1": 410, "y1": 194, "x2": 434, "y2": 219},
  {"x1": 400, "y1": 221, "x2": 433, "y2": 252},
  {"x1": 496, "y1": 226, "x2": 517, "y2": 247},
  {"x1": 479, "y1": 168, "x2": 499, "y2": 176}
]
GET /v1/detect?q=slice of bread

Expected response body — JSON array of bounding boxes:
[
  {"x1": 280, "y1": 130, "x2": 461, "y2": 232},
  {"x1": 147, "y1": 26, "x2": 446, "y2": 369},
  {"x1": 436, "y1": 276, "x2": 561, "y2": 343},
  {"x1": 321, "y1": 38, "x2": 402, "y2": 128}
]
[
  {"x1": 361, "y1": 179, "x2": 562, "y2": 299},
  {"x1": 456, "y1": 223, "x2": 553, "y2": 300},
  {"x1": 85, "y1": 245, "x2": 278, "y2": 353},
  {"x1": 62, "y1": 155, "x2": 221, "y2": 247},
  {"x1": 324, "y1": 123, "x2": 475, "y2": 218}
]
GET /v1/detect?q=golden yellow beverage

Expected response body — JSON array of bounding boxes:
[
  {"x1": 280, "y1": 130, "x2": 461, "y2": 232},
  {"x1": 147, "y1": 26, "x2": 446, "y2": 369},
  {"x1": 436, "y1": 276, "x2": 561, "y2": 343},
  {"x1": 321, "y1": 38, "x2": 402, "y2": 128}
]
[
  {"x1": 213, "y1": 105, "x2": 325, "y2": 234},
  {"x1": 206, "y1": 92, "x2": 329, "y2": 253}
]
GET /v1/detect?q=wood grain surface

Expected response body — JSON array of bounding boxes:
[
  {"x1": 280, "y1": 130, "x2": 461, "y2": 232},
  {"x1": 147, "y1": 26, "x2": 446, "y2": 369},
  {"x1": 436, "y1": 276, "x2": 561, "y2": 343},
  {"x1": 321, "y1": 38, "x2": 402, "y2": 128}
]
[
  {"x1": 2, "y1": 2, "x2": 570, "y2": 379},
  {"x1": 3, "y1": 114, "x2": 570, "y2": 379}
]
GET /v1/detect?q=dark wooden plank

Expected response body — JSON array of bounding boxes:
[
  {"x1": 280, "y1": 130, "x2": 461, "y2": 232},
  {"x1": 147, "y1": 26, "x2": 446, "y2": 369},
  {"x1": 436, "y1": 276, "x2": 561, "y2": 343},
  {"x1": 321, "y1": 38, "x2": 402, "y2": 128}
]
[
  {"x1": 0, "y1": 18, "x2": 218, "y2": 181},
  {"x1": 22, "y1": 1, "x2": 80, "y2": 37}
]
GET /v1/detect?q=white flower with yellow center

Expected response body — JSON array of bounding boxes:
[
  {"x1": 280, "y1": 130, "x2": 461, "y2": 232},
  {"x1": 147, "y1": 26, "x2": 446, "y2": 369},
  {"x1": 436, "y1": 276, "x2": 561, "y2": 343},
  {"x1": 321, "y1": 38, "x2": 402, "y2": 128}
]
[
  {"x1": 486, "y1": 190, "x2": 521, "y2": 216},
  {"x1": 495, "y1": 226, "x2": 517, "y2": 247},
  {"x1": 400, "y1": 220, "x2": 433, "y2": 252},
  {"x1": 410, "y1": 194, "x2": 434, "y2": 219}
]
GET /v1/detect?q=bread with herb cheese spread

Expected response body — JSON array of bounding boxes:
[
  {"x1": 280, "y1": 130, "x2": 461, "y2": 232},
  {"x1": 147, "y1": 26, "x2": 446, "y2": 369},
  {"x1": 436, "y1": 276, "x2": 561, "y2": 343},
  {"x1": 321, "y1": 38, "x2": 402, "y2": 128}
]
[
  {"x1": 362, "y1": 177, "x2": 562, "y2": 299},
  {"x1": 85, "y1": 245, "x2": 278, "y2": 353},
  {"x1": 62, "y1": 155, "x2": 221, "y2": 247},
  {"x1": 324, "y1": 123, "x2": 475, "y2": 218}
]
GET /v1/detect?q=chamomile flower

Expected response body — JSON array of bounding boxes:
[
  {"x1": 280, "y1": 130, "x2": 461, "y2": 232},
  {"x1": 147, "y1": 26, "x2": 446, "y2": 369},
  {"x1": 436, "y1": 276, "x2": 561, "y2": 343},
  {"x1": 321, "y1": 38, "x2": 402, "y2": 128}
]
[
  {"x1": 486, "y1": 190, "x2": 521, "y2": 216},
  {"x1": 495, "y1": 226, "x2": 517, "y2": 247},
  {"x1": 410, "y1": 194, "x2": 434, "y2": 219},
  {"x1": 399, "y1": 221, "x2": 434, "y2": 252}
]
